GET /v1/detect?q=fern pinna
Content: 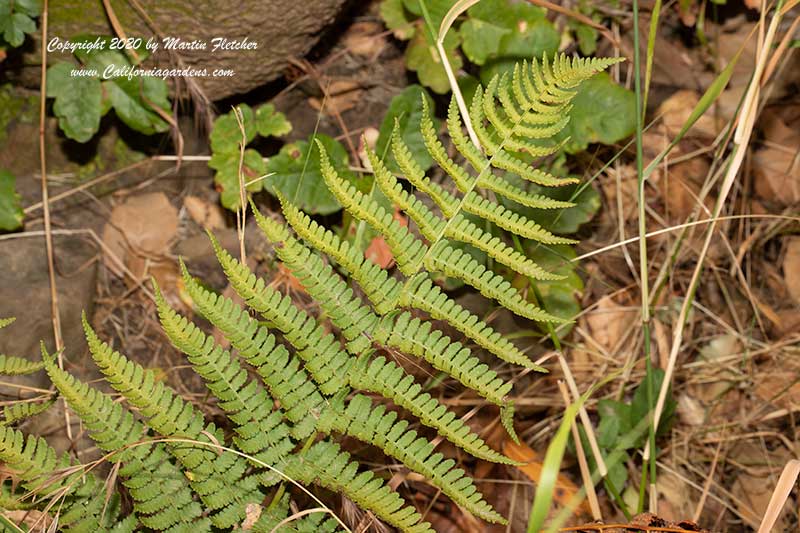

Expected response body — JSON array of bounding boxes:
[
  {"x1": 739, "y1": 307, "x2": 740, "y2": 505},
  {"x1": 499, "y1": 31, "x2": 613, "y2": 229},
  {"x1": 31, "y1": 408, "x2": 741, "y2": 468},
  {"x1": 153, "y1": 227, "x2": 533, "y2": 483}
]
[{"x1": 0, "y1": 54, "x2": 618, "y2": 532}]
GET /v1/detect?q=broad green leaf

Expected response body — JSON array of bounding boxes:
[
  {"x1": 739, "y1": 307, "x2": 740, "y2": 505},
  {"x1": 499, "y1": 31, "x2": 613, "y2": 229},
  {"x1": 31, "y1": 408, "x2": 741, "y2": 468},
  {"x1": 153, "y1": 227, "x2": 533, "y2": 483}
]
[
  {"x1": 405, "y1": 25, "x2": 461, "y2": 94},
  {"x1": 0, "y1": 169, "x2": 23, "y2": 231},
  {"x1": 2, "y1": 11, "x2": 36, "y2": 47},
  {"x1": 46, "y1": 62, "x2": 103, "y2": 143},
  {"x1": 104, "y1": 76, "x2": 170, "y2": 135},
  {"x1": 460, "y1": 18, "x2": 511, "y2": 65},
  {"x1": 402, "y1": 0, "x2": 455, "y2": 32},
  {"x1": 380, "y1": 0, "x2": 415, "y2": 40},
  {"x1": 574, "y1": 23, "x2": 599, "y2": 56},
  {"x1": 255, "y1": 104, "x2": 291, "y2": 138},
  {"x1": 465, "y1": 0, "x2": 559, "y2": 82},
  {"x1": 13, "y1": 0, "x2": 41, "y2": 17},
  {"x1": 557, "y1": 73, "x2": 636, "y2": 153},
  {"x1": 265, "y1": 134, "x2": 356, "y2": 215},
  {"x1": 375, "y1": 84, "x2": 437, "y2": 173},
  {"x1": 72, "y1": 35, "x2": 150, "y2": 67},
  {"x1": 210, "y1": 148, "x2": 266, "y2": 210},
  {"x1": 210, "y1": 104, "x2": 257, "y2": 153}
]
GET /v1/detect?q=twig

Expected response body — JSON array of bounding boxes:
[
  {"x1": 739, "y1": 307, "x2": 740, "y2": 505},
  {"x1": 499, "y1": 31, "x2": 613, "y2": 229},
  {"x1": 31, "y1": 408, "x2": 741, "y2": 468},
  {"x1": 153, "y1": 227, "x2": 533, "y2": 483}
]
[
  {"x1": 38, "y1": 0, "x2": 71, "y2": 442},
  {"x1": 232, "y1": 106, "x2": 248, "y2": 265},
  {"x1": 557, "y1": 381, "x2": 602, "y2": 522}
]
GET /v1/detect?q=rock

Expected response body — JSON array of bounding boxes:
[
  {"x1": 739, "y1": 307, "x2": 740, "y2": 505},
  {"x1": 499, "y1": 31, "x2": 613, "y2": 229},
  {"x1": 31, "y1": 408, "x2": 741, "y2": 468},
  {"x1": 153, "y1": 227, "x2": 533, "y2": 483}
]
[
  {"x1": 18, "y1": 0, "x2": 348, "y2": 101},
  {"x1": 0, "y1": 234, "x2": 97, "y2": 360}
]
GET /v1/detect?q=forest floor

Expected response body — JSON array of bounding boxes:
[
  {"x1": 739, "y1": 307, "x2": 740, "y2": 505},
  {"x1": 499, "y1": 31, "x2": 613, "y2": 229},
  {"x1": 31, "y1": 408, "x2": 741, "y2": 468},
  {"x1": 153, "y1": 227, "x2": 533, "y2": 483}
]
[{"x1": 1, "y1": 0, "x2": 799, "y2": 532}]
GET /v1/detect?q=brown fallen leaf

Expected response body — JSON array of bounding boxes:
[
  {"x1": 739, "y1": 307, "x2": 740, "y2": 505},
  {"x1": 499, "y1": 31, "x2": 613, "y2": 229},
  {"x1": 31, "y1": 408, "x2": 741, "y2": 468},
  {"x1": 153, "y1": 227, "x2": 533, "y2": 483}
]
[
  {"x1": 101, "y1": 192, "x2": 179, "y2": 280},
  {"x1": 584, "y1": 295, "x2": 633, "y2": 353},
  {"x1": 502, "y1": 438, "x2": 591, "y2": 517},
  {"x1": 183, "y1": 195, "x2": 226, "y2": 230},
  {"x1": 342, "y1": 21, "x2": 387, "y2": 58},
  {"x1": 308, "y1": 80, "x2": 364, "y2": 115},
  {"x1": 782, "y1": 236, "x2": 800, "y2": 304},
  {"x1": 753, "y1": 114, "x2": 800, "y2": 206},
  {"x1": 657, "y1": 90, "x2": 720, "y2": 140}
]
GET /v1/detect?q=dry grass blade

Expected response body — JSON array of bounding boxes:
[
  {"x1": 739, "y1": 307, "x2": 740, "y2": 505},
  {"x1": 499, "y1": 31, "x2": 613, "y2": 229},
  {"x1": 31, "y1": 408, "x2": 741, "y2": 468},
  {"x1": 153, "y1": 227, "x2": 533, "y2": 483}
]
[
  {"x1": 436, "y1": 0, "x2": 482, "y2": 149},
  {"x1": 756, "y1": 459, "x2": 800, "y2": 533},
  {"x1": 645, "y1": 1, "x2": 793, "y2": 460}
]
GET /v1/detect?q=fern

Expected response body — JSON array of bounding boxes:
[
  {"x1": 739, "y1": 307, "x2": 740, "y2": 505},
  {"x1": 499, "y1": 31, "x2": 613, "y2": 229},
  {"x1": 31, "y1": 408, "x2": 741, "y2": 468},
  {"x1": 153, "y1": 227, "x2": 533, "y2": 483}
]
[{"x1": 0, "y1": 53, "x2": 620, "y2": 532}]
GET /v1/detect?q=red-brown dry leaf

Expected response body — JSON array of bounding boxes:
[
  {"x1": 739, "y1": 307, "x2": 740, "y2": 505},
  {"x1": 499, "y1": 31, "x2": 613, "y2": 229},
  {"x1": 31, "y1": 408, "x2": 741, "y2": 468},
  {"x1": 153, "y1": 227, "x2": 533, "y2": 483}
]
[
  {"x1": 365, "y1": 208, "x2": 408, "y2": 268},
  {"x1": 782, "y1": 236, "x2": 800, "y2": 304},
  {"x1": 658, "y1": 90, "x2": 720, "y2": 139},
  {"x1": 584, "y1": 295, "x2": 632, "y2": 353},
  {"x1": 502, "y1": 438, "x2": 591, "y2": 517},
  {"x1": 101, "y1": 192, "x2": 179, "y2": 279}
]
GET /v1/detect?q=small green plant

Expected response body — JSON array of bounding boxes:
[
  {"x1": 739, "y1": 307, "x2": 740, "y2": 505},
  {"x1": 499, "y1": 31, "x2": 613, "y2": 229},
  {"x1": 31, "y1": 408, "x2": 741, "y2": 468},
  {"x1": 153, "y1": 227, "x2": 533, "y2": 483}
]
[
  {"x1": 0, "y1": 0, "x2": 41, "y2": 48},
  {"x1": 0, "y1": 169, "x2": 23, "y2": 231},
  {"x1": 2, "y1": 53, "x2": 621, "y2": 531},
  {"x1": 208, "y1": 103, "x2": 292, "y2": 210}
]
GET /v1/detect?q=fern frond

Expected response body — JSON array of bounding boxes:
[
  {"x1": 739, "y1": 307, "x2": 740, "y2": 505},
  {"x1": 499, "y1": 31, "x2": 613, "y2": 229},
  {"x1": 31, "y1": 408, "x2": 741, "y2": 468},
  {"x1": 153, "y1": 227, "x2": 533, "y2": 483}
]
[
  {"x1": 391, "y1": 123, "x2": 459, "y2": 217},
  {"x1": 0, "y1": 317, "x2": 14, "y2": 329},
  {"x1": 253, "y1": 208, "x2": 379, "y2": 355},
  {"x1": 1, "y1": 397, "x2": 56, "y2": 426},
  {"x1": 321, "y1": 394, "x2": 506, "y2": 524},
  {"x1": 476, "y1": 172, "x2": 573, "y2": 210},
  {"x1": 280, "y1": 197, "x2": 402, "y2": 314},
  {"x1": 209, "y1": 232, "x2": 354, "y2": 395},
  {"x1": 426, "y1": 242, "x2": 562, "y2": 323},
  {"x1": 0, "y1": 354, "x2": 44, "y2": 376},
  {"x1": 347, "y1": 355, "x2": 512, "y2": 463},
  {"x1": 180, "y1": 265, "x2": 326, "y2": 439},
  {"x1": 82, "y1": 316, "x2": 263, "y2": 528},
  {"x1": 420, "y1": 97, "x2": 472, "y2": 192},
  {"x1": 155, "y1": 284, "x2": 296, "y2": 466},
  {"x1": 366, "y1": 146, "x2": 446, "y2": 241},
  {"x1": 317, "y1": 142, "x2": 427, "y2": 275},
  {"x1": 286, "y1": 439, "x2": 434, "y2": 533},
  {"x1": 398, "y1": 275, "x2": 544, "y2": 370},
  {"x1": 444, "y1": 214, "x2": 563, "y2": 281},
  {"x1": 462, "y1": 192, "x2": 577, "y2": 245},
  {"x1": 373, "y1": 312, "x2": 512, "y2": 406}
]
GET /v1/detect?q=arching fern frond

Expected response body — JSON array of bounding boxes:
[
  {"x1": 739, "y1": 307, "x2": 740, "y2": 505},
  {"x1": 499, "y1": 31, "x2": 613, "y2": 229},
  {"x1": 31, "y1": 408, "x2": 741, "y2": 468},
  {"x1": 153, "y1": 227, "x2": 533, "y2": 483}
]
[
  {"x1": 320, "y1": 394, "x2": 505, "y2": 524},
  {"x1": 1, "y1": 397, "x2": 55, "y2": 426}
]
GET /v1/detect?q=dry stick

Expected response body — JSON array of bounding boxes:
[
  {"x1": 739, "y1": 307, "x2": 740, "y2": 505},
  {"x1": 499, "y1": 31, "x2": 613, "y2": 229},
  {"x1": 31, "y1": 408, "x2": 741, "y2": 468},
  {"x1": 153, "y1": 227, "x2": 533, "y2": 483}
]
[
  {"x1": 37, "y1": 0, "x2": 71, "y2": 443},
  {"x1": 232, "y1": 106, "x2": 248, "y2": 265},
  {"x1": 525, "y1": 0, "x2": 619, "y2": 48},
  {"x1": 692, "y1": 439, "x2": 723, "y2": 522},
  {"x1": 557, "y1": 381, "x2": 601, "y2": 522},
  {"x1": 756, "y1": 460, "x2": 800, "y2": 533},
  {"x1": 643, "y1": 0, "x2": 787, "y2": 464}
]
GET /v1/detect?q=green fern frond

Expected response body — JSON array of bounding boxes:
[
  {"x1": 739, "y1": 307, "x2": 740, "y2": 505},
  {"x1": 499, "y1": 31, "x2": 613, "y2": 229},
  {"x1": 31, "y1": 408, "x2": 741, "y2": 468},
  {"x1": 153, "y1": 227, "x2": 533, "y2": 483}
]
[
  {"x1": 0, "y1": 354, "x2": 44, "y2": 376},
  {"x1": 462, "y1": 192, "x2": 577, "y2": 245},
  {"x1": 373, "y1": 312, "x2": 512, "y2": 406},
  {"x1": 321, "y1": 394, "x2": 506, "y2": 524},
  {"x1": 367, "y1": 145, "x2": 446, "y2": 241},
  {"x1": 420, "y1": 98, "x2": 472, "y2": 192},
  {"x1": 0, "y1": 317, "x2": 14, "y2": 329},
  {"x1": 398, "y1": 275, "x2": 543, "y2": 370},
  {"x1": 346, "y1": 355, "x2": 512, "y2": 464},
  {"x1": 317, "y1": 142, "x2": 427, "y2": 275},
  {"x1": 208, "y1": 233, "x2": 354, "y2": 395},
  {"x1": 180, "y1": 267, "x2": 326, "y2": 440},
  {"x1": 253, "y1": 208, "x2": 379, "y2": 355},
  {"x1": 1, "y1": 397, "x2": 56, "y2": 426},
  {"x1": 425, "y1": 242, "x2": 562, "y2": 323},
  {"x1": 279, "y1": 197, "x2": 403, "y2": 314},
  {"x1": 286, "y1": 439, "x2": 434, "y2": 533},
  {"x1": 391, "y1": 123, "x2": 459, "y2": 217},
  {"x1": 155, "y1": 284, "x2": 296, "y2": 466},
  {"x1": 82, "y1": 316, "x2": 263, "y2": 528},
  {"x1": 41, "y1": 348, "x2": 209, "y2": 531}
]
